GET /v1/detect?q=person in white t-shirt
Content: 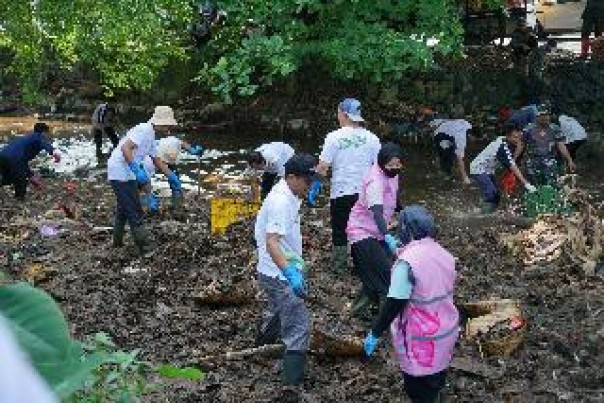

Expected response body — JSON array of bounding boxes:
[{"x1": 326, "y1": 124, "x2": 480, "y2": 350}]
[
  {"x1": 430, "y1": 117, "x2": 472, "y2": 184},
  {"x1": 315, "y1": 98, "x2": 381, "y2": 273},
  {"x1": 558, "y1": 114, "x2": 587, "y2": 161},
  {"x1": 106, "y1": 106, "x2": 182, "y2": 256},
  {"x1": 254, "y1": 154, "x2": 317, "y2": 400},
  {"x1": 140, "y1": 136, "x2": 204, "y2": 211},
  {"x1": 247, "y1": 142, "x2": 295, "y2": 199}
]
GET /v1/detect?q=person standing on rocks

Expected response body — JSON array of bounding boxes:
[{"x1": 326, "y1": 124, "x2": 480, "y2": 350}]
[
  {"x1": 315, "y1": 98, "x2": 381, "y2": 273},
  {"x1": 521, "y1": 105, "x2": 575, "y2": 187},
  {"x1": 0, "y1": 122, "x2": 61, "y2": 201},
  {"x1": 580, "y1": 0, "x2": 604, "y2": 58},
  {"x1": 430, "y1": 115, "x2": 472, "y2": 184},
  {"x1": 470, "y1": 122, "x2": 536, "y2": 213},
  {"x1": 363, "y1": 205, "x2": 459, "y2": 403},
  {"x1": 91, "y1": 101, "x2": 119, "y2": 161},
  {"x1": 247, "y1": 142, "x2": 295, "y2": 199},
  {"x1": 253, "y1": 154, "x2": 317, "y2": 401},
  {"x1": 107, "y1": 106, "x2": 182, "y2": 256},
  {"x1": 346, "y1": 142, "x2": 404, "y2": 317}
]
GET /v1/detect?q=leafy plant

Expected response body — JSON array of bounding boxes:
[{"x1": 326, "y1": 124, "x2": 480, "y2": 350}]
[{"x1": 0, "y1": 282, "x2": 203, "y2": 401}]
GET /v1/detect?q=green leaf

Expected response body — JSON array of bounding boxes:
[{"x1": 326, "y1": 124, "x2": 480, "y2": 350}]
[{"x1": 156, "y1": 364, "x2": 204, "y2": 381}]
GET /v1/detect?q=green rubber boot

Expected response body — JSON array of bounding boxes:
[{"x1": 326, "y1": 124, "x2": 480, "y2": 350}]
[
  {"x1": 112, "y1": 218, "x2": 126, "y2": 248},
  {"x1": 131, "y1": 225, "x2": 154, "y2": 257},
  {"x1": 331, "y1": 246, "x2": 348, "y2": 274},
  {"x1": 281, "y1": 350, "x2": 307, "y2": 402}
]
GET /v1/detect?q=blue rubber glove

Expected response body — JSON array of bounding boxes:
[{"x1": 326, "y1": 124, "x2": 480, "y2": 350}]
[
  {"x1": 306, "y1": 179, "x2": 322, "y2": 207},
  {"x1": 128, "y1": 162, "x2": 149, "y2": 185},
  {"x1": 141, "y1": 193, "x2": 160, "y2": 213},
  {"x1": 166, "y1": 171, "x2": 182, "y2": 192},
  {"x1": 187, "y1": 145, "x2": 204, "y2": 156},
  {"x1": 363, "y1": 332, "x2": 380, "y2": 357},
  {"x1": 384, "y1": 234, "x2": 400, "y2": 253},
  {"x1": 282, "y1": 264, "x2": 306, "y2": 297}
]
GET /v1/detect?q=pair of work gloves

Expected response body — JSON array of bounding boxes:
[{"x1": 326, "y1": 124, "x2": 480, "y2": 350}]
[
  {"x1": 128, "y1": 162, "x2": 182, "y2": 192},
  {"x1": 282, "y1": 250, "x2": 307, "y2": 298}
]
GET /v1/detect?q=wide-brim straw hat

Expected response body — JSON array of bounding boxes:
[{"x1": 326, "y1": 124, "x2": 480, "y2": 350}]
[{"x1": 149, "y1": 106, "x2": 178, "y2": 126}]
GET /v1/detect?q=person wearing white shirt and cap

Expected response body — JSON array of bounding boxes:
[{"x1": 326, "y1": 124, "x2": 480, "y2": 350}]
[
  {"x1": 106, "y1": 106, "x2": 182, "y2": 256},
  {"x1": 247, "y1": 142, "x2": 295, "y2": 199},
  {"x1": 254, "y1": 153, "x2": 317, "y2": 401},
  {"x1": 430, "y1": 116, "x2": 472, "y2": 184},
  {"x1": 315, "y1": 98, "x2": 381, "y2": 273}
]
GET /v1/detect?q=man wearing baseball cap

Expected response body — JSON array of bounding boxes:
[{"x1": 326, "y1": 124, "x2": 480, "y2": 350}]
[
  {"x1": 107, "y1": 106, "x2": 183, "y2": 256},
  {"x1": 521, "y1": 104, "x2": 575, "y2": 187},
  {"x1": 316, "y1": 98, "x2": 381, "y2": 273},
  {"x1": 254, "y1": 153, "x2": 317, "y2": 400}
]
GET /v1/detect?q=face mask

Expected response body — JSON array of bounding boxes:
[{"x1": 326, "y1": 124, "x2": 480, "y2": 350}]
[{"x1": 383, "y1": 168, "x2": 400, "y2": 178}]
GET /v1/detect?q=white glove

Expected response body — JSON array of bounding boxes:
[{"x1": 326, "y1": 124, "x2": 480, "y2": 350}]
[{"x1": 524, "y1": 183, "x2": 537, "y2": 193}]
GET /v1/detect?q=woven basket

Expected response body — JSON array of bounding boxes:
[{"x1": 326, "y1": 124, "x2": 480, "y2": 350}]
[
  {"x1": 461, "y1": 298, "x2": 519, "y2": 317},
  {"x1": 480, "y1": 320, "x2": 527, "y2": 357}
]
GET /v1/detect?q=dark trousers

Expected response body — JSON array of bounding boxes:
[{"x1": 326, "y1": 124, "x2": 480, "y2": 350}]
[
  {"x1": 330, "y1": 194, "x2": 359, "y2": 246},
  {"x1": 350, "y1": 238, "x2": 391, "y2": 300},
  {"x1": 0, "y1": 155, "x2": 28, "y2": 201},
  {"x1": 404, "y1": 370, "x2": 447, "y2": 403},
  {"x1": 472, "y1": 174, "x2": 500, "y2": 205},
  {"x1": 93, "y1": 126, "x2": 119, "y2": 153},
  {"x1": 582, "y1": 15, "x2": 604, "y2": 37},
  {"x1": 433, "y1": 133, "x2": 456, "y2": 175},
  {"x1": 110, "y1": 180, "x2": 144, "y2": 228},
  {"x1": 566, "y1": 139, "x2": 586, "y2": 161},
  {"x1": 260, "y1": 172, "x2": 278, "y2": 200}
]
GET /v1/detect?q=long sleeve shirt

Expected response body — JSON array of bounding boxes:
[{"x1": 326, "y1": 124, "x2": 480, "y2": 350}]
[{"x1": 0, "y1": 132, "x2": 54, "y2": 177}]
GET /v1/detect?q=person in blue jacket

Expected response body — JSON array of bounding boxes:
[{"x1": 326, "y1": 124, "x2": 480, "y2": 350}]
[{"x1": 0, "y1": 123, "x2": 61, "y2": 201}]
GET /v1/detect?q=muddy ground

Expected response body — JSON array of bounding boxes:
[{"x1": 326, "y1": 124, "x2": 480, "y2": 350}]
[{"x1": 1, "y1": 161, "x2": 603, "y2": 402}]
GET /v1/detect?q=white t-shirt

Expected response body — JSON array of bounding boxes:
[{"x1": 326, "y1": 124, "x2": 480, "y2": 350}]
[
  {"x1": 107, "y1": 122, "x2": 158, "y2": 181},
  {"x1": 559, "y1": 115, "x2": 587, "y2": 144},
  {"x1": 256, "y1": 142, "x2": 295, "y2": 177},
  {"x1": 431, "y1": 119, "x2": 472, "y2": 157},
  {"x1": 319, "y1": 126, "x2": 381, "y2": 199},
  {"x1": 254, "y1": 179, "x2": 302, "y2": 280}
]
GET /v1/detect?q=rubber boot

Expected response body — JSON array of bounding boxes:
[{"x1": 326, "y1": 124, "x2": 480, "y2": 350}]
[
  {"x1": 580, "y1": 37, "x2": 590, "y2": 59},
  {"x1": 131, "y1": 225, "x2": 154, "y2": 257},
  {"x1": 331, "y1": 246, "x2": 348, "y2": 274},
  {"x1": 281, "y1": 351, "x2": 307, "y2": 402},
  {"x1": 112, "y1": 218, "x2": 126, "y2": 248},
  {"x1": 171, "y1": 190, "x2": 184, "y2": 211}
]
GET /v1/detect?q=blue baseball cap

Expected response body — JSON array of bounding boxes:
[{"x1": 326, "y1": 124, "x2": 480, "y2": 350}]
[{"x1": 339, "y1": 98, "x2": 364, "y2": 122}]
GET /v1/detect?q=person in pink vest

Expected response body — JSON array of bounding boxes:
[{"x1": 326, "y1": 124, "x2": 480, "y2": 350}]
[
  {"x1": 346, "y1": 142, "x2": 404, "y2": 317},
  {"x1": 363, "y1": 205, "x2": 459, "y2": 403}
]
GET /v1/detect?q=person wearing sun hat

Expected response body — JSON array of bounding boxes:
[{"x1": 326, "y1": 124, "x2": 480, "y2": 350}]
[
  {"x1": 316, "y1": 98, "x2": 381, "y2": 274},
  {"x1": 106, "y1": 106, "x2": 182, "y2": 256}
]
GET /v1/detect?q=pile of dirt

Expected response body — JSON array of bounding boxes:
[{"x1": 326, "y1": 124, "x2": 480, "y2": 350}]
[{"x1": 1, "y1": 175, "x2": 603, "y2": 402}]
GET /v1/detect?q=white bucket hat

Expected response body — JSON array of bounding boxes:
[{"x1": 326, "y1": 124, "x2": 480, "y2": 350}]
[{"x1": 149, "y1": 106, "x2": 178, "y2": 126}]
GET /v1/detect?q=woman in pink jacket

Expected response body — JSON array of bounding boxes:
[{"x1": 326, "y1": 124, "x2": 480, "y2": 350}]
[{"x1": 363, "y1": 205, "x2": 459, "y2": 403}]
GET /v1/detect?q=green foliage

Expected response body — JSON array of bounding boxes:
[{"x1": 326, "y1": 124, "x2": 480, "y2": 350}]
[
  {"x1": 0, "y1": 0, "x2": 467, "y2": 102},
  {"x1": 0, "y1": 282, "x2": 203, "y2": 401}
]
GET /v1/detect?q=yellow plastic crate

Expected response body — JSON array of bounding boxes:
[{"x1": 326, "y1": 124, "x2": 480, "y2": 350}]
[{"x1": 210, "y1": 198, "x2": 260, "y2": 235}]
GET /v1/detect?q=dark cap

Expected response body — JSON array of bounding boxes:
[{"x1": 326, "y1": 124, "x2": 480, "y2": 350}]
[
  {"x1": 536, "y1": 104, "x2": 551, "y2": 116},
  {"x1": 284, "y1": 153, "x2": 319, "y2": 179}
]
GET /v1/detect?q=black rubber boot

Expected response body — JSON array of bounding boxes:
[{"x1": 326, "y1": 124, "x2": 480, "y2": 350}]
[
  {"x1": 281, "y1": 351, "x2": 307, "y2": 402},
  {"x1": 331, "y1": 246, "x2": 348, "y2": 274},
  {"x1": 112, "y1": 218, "x2": 126, "y2": 248},
  {"x1": 131, "y1": 225, "x2": 154, "y2": 257}
]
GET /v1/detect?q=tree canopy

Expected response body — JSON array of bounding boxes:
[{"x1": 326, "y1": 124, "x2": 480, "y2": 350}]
[{"x1": 0, "y1": 0, "x2": 491, "y2": 103}]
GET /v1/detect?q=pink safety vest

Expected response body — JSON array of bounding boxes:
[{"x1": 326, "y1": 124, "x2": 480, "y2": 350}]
[
  {"x1": 346, "y1": 163, "x2": 399, "y2": 243},
  {"x1": 390, "y1": 237, "x2": 459, "y2": 376}
]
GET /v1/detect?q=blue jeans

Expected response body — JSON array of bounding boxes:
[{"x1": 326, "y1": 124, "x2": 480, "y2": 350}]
[
  {"x1": 257, "y1": 274, "x2": 310, "y2": 352},
  {"x1": 472, "y1": 174, "x2": 500, "y2": 205},
  {"x1": 110, "y1": 180, "x2": 144, "y2": 228}
]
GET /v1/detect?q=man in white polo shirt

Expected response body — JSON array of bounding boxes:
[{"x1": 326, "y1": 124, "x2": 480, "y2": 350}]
[
  {"x1": 254, "y1": 153, "x2": 317, "y2": 400},
  {"x1": 430, "y1": 116, "x2": 472, "y2": 184},
  {"x1": 316, "y1": 98, "x2": 381, "y2": 273},
  {"x1": 107, "y1": 106, "x2": 182, "y2": 256},
  {"x1": 247, "y1": 141, "x2": 295, "y2": 199}
]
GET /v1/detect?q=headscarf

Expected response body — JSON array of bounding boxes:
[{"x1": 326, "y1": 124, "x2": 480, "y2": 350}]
[
  {"x1": 397, "y1": 205, "x2": 436, "y2": 246},
  {"x1": 377, "y1": 142, "x2": 404, "y2": 178}
]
